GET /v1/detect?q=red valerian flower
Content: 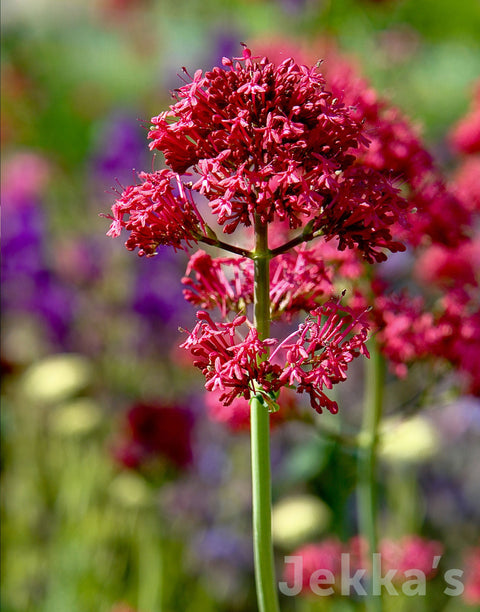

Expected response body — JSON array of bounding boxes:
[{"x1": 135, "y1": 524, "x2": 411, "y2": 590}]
[
  {"x1": 182, "y1": 250, "x2": 253, "y2": 317},
  {"x1": 372, "y1": 292, "x2": 447, "y2": 378},
  {"x1": 142, "y1": 46, "x2": 408, "y2": 261},
  {"x1": 181, "y1": 301, "x2": 369, "y2": 414},
  {"x1": 106, "y1": 169, "x2": 203, "y2": 256},
  {"x1": 180, "y1": 310, "x2": 281, "y2": 406},
  {"x1": 274, "y1": 301, "x2": 370, "y2": 413}
]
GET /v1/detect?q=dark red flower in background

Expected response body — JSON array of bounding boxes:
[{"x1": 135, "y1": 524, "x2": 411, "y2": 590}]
[{"x1": 114, "y1": 402, "x2": 194, "y2": 470}]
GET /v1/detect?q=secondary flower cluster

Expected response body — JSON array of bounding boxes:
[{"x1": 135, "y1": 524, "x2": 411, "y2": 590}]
[{"x1": 180, "y1": 301, "x2": 369, "y2": 414}]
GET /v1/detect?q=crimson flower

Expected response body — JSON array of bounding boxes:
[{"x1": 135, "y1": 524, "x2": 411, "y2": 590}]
[
  {"x1": 113, "y1": 401, "x2": 194, "y2": 470},
  {"x1": 106, "y1": 169, "x2": 203, "y2": 256},
  {"x1": 108, "y1": 45, "x2": 409, "y2": 263}
]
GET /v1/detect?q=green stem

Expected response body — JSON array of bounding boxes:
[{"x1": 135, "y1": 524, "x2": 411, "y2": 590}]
[
  {"x1": 358, "y1": 340, "x2": 385, "y2": 612},
  {"x1": 250, "y1": 215, "x2": 280, "y2": 612}
]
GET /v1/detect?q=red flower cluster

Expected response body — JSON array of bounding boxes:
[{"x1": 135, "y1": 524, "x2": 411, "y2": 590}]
[
  {"x1": 317, "y1": 44, "x2": 471, "y2": 249},
  {"x1": 106, "y1": 169, "x2": 203, "y2": 255},
  {"x1": 108, "y1": 45, "x2": 409, "y2": 262},
  {"x1": 372, "y1": 292, "x2": 446, "y2": 378},
  {"x1": 180, "y1": 310, "x2": 279, "y2": 406},
  {"x1": 181, "y1": 301, "x2": 369, "y2": 414},
  {"x1": 182, "y1": 250, "x2": 253, "y2": 317},
  {"x1": 182, "y1": 245, "x2": 334, "y2": 320}
]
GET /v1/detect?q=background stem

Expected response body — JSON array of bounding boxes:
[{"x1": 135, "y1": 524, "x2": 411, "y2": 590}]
[
  {"x1": 250, "y1": 215, "x2": 280, "y2": 612},
  {"x1": 357, "y1": 340, "x2": 385, "y2": 612}
]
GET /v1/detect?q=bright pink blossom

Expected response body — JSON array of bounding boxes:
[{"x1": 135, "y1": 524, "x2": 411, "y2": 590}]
[
  {"x1": 275, "y1": 301, "x2": 370, "y2": 413},
  {"x1": 180, "y1": 310, "x2": 280, "y2": 406},
  {"x1": 182, "y1": 250, "x2": 253, "y2": 317},
  {"x1": 379, "y1": 536, "x2": 443, "y2": 582},
  {"x1": 284, "y1": 539, "x2": 344, "y2": 594},
  {"x1": 449, "y1": 80, "x2": 480, "y2": 155},
  {"x1": 182, "y1": 245, "x2": 336, "y2": 321},
  {"x1": 463, "y1": 545, "x2": 480, "y2": 606}
]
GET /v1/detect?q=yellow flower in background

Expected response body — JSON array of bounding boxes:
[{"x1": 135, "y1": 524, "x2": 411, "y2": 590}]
[
  {"x1": 272, "y1": 494, "x2": 331, "y2": 549},
  {"x1": 108, "y1": 473, "x2": 153, "y2": 510},
  {"x1": 379, "y1": 415, "x2": 439, "y2": 464},
  {"x1": 51, "y1": 398, "x2": 103, "y2": 437},
  {"x1": 20, "y1": 353, "x2": 92, "y2": 404}
]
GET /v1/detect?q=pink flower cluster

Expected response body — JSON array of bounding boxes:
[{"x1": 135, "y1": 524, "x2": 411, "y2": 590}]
[
  {"x1": 181, "y1": 301, "x2": 369, "y2": 414},
  {"x1": 463, "y1": 545, "x2": 480, "y2": 606},
  {"x1": 285, "y1": 535, "x2": 443, "y2": 596},
  {"x1": 449, "y1": 80, "x2": 480, "y2": 155}
]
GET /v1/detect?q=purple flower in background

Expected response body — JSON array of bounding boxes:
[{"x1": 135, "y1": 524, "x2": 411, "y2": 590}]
[
  {"x1": 1, "y1": 153, "x2": 75, "y2": 348},
  {"x1": 131, "y1": 246, "x2": 192, "y2": 349},
  {"x1": 90, "y1": 110, "x2": 149, "y2": 188},
  {"x1": 193, "y1": 527, "x2": 253, "y2": 568}
]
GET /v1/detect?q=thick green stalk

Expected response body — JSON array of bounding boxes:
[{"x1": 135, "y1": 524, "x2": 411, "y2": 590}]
[
  {"x1": 358, "y1": 340, "x2": 385, "y2": 612},
  {"x1": 250, "y1": 215, "x2": 280, "y2": 612}
]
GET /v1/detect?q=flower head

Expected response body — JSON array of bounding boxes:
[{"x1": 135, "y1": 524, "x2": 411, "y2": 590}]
[{"x1": 108, "y1": 45, "x2": 410, "y2": 263}]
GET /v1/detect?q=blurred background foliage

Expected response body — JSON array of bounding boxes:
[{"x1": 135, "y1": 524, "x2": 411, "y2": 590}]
[{"x1": 1, "y1": 1, "x2": 480, "y2": 611}]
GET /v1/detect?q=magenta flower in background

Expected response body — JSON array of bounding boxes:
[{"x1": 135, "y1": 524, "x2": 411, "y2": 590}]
[
  {"x1": 449, "y1": 80, "x2": 480, "y2": 156},
  {"x1": 283, "y1": 539, "x2": 344, "y2": 594},
  {"x1": 379, "y1": 536, "x2": 443, "y2": 582},
  {"x1": 463, "y1": 545, "x2": 480, "y2": 606}
]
